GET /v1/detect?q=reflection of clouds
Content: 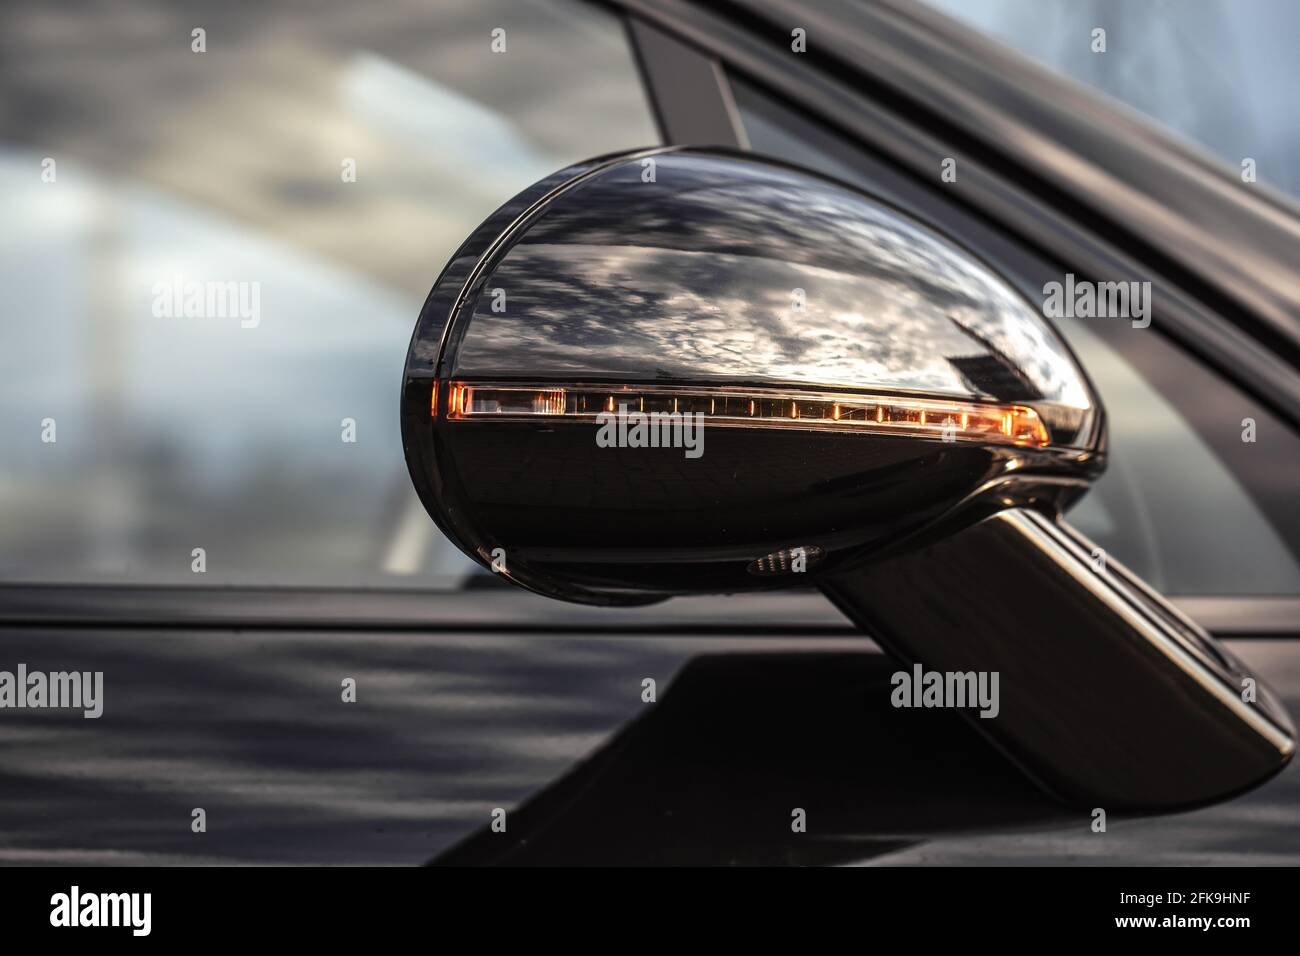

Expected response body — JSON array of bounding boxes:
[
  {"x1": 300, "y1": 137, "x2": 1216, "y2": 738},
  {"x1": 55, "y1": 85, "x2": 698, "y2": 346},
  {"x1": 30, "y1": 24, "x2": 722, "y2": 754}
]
[
  {"x1": 457, "y1": 155, "x2": 1092, "y2": 412},
  {"x1": 470, "y1": 245, "x2": 989, "y2": 394}
]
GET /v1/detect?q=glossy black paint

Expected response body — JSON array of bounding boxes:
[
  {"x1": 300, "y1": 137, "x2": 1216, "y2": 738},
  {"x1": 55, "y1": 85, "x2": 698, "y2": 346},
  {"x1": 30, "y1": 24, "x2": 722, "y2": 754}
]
[
  {"x1": 440, "y1": 423, "x2": 1083, "y2": 597},
  {"x1": 432, "y1": 650, "x2": 1073, "y2": 866},
  {"x1": 824, "y1": 509, "x2": 1295, "y2": 809},
  {"x1": 3, "y1": 615, "x2": 1298, "y2": 863},
  {"x1": 401, "y1": 148, "x2": 1104, "y2": 604}
]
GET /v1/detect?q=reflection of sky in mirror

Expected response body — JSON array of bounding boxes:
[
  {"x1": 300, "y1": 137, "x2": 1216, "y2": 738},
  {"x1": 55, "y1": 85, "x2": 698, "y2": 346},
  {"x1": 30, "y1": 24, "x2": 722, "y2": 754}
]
[
  {"x1": 459, "y1": 156, "x2": 1092, "y2": 413},
  {"x1": 0, "y1": 0, "x2": 657, "y2": 585}
]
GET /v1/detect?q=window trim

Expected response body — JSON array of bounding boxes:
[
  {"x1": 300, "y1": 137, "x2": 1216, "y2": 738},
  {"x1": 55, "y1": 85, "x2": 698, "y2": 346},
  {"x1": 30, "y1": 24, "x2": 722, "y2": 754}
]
[
  {"x1": 2, "y1": 582, "x2": 1297, "y2": 640},
  {"x1": 626, "y1": 17, "x2": 748, "y2": 148}
]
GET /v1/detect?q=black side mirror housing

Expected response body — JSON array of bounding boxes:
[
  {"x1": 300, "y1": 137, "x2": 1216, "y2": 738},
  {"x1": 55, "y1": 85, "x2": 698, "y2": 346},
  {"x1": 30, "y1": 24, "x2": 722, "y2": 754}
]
[
  {"x1": 401, "y1": 148, "x2": 1292, "y2": 812},
  {"x1": 402, "y1": 148, "x2": 1103, "y2": 604}
]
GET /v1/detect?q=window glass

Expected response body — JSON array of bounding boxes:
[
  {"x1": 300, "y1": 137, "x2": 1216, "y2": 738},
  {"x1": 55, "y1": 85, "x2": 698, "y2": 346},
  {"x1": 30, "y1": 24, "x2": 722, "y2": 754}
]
[
  {"x1": 734, "y1": 79, "x2": 1300, "y2": 595},
  {"x1": 1051, "y1": 320, "x2": 1300, "y2": 595},
  {"x1": 0, "y1": 0, "x2": 658, "y2": 586},
  {"x1": 922, "y1": 0, "x2": 1300, "y2": 201}
]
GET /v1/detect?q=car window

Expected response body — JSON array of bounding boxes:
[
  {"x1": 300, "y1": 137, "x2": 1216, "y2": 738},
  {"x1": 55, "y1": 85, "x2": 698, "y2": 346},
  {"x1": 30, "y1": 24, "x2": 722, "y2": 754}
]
[
  {"x1": 0, "y1": 0, "x2": 658, "y2": 587},
  {"x1": 1049, "y1": 321, "x2": 1300, "y2": 595},
  {"x1": 732, "y1": 78, "x2": 1300, "y2": 596},
  {"x1": 921, "y1": 0, "x2": 1300, "y2": 202}
]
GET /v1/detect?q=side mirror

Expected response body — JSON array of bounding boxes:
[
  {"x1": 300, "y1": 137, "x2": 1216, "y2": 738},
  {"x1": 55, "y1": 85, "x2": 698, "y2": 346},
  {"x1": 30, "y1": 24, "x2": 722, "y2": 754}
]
[{"x1": 402, "y1": 148, "x2": 1292, "y2": 811}]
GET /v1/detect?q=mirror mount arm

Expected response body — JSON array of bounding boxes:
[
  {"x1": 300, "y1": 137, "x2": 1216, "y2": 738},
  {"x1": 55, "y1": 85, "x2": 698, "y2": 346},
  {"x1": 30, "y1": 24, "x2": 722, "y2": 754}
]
[{"x1": 819, "y1": 507, "x2": 1294, "y2": 811}]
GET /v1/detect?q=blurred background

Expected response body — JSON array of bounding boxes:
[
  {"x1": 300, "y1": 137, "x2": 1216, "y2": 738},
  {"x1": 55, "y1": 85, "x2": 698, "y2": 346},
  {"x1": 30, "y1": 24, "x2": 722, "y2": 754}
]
[
  {"x1": 0, "y1": 0, "x2": 658, "y2": 587},
  {"x1": 0, "y1": 0, "x2": 1296, "y2": 594}
]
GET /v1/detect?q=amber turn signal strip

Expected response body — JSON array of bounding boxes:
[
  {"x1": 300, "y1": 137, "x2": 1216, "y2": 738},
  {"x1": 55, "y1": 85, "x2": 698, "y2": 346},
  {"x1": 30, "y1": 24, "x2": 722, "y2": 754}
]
[{"x1": 438, "y1": 382, "x2": 1050, "y2": 446}]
